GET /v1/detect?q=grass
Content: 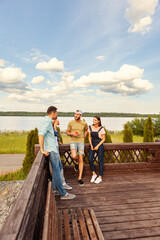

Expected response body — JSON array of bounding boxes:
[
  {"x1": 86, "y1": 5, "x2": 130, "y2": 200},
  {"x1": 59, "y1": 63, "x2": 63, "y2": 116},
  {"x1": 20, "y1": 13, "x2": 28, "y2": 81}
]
[
  {"x1": 0, "y1": 131, "x2": 156, "y2": 155},
  {"x1": 0, "y1": 168, "x2": 27, "y2": 181},
  {"x1": 0, "y1": 131, "x2": 28, "y2": 154},
  {"x1": 62, "y1": 132, "x2": 145, "y2": 144},
  {"x1": 110, "y1": 132, "x2": 144, "y2": 143}
]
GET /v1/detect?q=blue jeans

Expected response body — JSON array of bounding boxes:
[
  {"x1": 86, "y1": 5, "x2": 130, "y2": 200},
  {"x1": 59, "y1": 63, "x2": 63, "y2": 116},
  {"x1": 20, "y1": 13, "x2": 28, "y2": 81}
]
[
  {"x1": 48, "y1": 151, "x2": 66, "y2": 196},
  {"x1": 89, "y1": 144, "x2": 104, "y2": 176}
]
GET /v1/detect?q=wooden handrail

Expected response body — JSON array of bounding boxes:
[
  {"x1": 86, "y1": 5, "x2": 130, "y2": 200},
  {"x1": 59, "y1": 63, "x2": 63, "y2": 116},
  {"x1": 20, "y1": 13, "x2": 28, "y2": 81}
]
[{"x1": 0, "y1": 150, "x2": 49, "y2": 240}]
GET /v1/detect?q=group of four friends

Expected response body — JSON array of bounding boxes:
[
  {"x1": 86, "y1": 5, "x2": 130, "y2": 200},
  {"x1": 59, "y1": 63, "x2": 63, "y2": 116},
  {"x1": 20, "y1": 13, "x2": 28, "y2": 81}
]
[{"x1": 38, "y1": 106, "x2": 106, "y2": 200}]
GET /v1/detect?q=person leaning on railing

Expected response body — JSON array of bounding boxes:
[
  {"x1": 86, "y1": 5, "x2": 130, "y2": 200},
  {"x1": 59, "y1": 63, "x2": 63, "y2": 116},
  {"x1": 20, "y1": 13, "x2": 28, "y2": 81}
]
[
  {"x1": 88, "y1": 115, "x2": 106, "y2": 184},
  {"x1": 38, "y1": 106, "x2": 76, "y2": 200}
]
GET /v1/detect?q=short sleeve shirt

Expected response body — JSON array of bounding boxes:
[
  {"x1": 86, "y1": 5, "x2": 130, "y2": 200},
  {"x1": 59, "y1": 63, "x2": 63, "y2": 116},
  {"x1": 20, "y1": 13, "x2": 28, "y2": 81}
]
[
  {"x1": 67, "y1": 120, "x2": 88, "y2": 143},
  {"x1": 88, "y1": 125, "x2": 105, "y2": 139},
  {"x1": 38, "y1": 116, "x2": 58, "y2": 153}
]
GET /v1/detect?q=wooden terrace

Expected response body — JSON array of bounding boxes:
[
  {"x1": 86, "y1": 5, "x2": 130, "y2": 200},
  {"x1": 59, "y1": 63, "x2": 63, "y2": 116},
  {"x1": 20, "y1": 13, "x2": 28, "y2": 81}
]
[{"x1": 1, "y1": 142, "x2": 160, "y2": 239}]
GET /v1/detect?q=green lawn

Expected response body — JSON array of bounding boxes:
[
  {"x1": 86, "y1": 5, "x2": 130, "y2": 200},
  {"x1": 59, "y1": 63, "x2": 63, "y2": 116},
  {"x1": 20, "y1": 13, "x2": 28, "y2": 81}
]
[
  {"x1": 62, "y1": 132, "x2": 145, "y2": 144},
  {"x1": 0, "y1": 132, "x2": 28, "y2": 154},
  {"x1": 0, "y1": 131, "x2": 155, "y2": 154}
]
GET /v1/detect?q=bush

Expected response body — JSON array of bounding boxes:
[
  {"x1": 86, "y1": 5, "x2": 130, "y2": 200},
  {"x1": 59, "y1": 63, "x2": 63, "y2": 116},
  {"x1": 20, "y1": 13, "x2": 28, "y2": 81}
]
[
  {"x1": 0, "y1": 128, "x2": 39, "y2": 181},
  {"x1": 143, "y1": 115, "x2": 154, "y2": 142},
  {"x1": 153, "y1": 114, "x2": 160, "y2": 137},
  {"x1": 123, "y1": 124, "x2": 133, "y2": 143},
  {"x1": 22, "y1": 128, "x2": 39, "y2": 175},
  {"x1": 127, "y1": 118, "x2": 145, "y2": 136},
  {"x1": 104, "y1": 127, "x2": 112, "y2": 143},
  {"x1": 57, "y1": 126, "x2": 63, "y2": 144}
]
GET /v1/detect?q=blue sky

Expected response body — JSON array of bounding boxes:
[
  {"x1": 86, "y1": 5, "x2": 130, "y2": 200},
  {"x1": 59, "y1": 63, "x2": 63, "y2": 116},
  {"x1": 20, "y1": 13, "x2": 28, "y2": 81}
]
[{"x1": 0, "y1": 0, "x2": 160, "y2": 113}]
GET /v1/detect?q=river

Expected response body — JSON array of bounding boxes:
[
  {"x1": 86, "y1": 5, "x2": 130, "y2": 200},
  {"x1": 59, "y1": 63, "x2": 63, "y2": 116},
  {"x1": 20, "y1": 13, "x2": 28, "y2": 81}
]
[{"x1": 0, "y1": 116, "x2": 135, "y2": 132}]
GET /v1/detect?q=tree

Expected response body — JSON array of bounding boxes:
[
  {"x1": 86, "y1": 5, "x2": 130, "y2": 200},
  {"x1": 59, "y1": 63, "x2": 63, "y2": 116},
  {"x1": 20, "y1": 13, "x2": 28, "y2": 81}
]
[
  {"x1": 143, "y1": 115, "x2": 154, "y2": 142},
  {"x1": 127, "y1": 118, "x2": 145, "y2": 136},
  {"x1": 22, "y1": 128, "x2": 39, "y2": 175},
  {"x1": 153, "y1": 114, "x2": 160, "y2": 137},
  {"x1": 123, "y1": 124, "x2": 133, "y2": 143},
  {"x1": 104, "y1": 127, "x2": 112, "y2": 143}
]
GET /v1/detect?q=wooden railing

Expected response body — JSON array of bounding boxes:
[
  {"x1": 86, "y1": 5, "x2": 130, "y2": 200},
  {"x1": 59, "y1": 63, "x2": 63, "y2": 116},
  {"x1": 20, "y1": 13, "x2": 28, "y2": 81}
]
[
  {"x1": 1, "y1": 142, "x2": 160, "y2": 240},
  {"x1": 0, "y1": 146, "x2": 49, "y2": 240},
  {"x1": 59, "y1": 143, "x2": 160, "y2": 164},
  {"x1": 59, "y1": 143, "x2": 160, "y2": 175}
]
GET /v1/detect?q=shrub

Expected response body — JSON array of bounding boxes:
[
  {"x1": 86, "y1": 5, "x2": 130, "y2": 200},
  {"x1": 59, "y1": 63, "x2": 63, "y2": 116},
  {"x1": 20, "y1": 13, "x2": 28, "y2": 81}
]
[
  {"x1": 104, "y1": 127, "x2": 112, "y2": 143},
  {"x1": 22, "y1": 128, "x2": 39, "y2": 175},
  {"x1": 123, "y1": 124, "x2": 133, "y2": 143},
  {"x1": 57, "y1": 126, "x2": 63, "y2": 144},
  {"x1": 0, "y1": 128, "x2": 39, "y2": 181},
  {"x1": 127, "y1": 118, "x2": 145, "y2": 136},
  {"x1": 143, "y1": 115, "x2": 154, "y2": 142},
  {"x1": 153, "y1": 114, "x2": 160, "y2": 137}
]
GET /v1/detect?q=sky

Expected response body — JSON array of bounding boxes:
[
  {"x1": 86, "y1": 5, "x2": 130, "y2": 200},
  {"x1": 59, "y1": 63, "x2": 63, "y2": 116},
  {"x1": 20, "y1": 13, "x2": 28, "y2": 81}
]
[{"x1": 0, "y1": 0, "x2": 160, "y2": 114}]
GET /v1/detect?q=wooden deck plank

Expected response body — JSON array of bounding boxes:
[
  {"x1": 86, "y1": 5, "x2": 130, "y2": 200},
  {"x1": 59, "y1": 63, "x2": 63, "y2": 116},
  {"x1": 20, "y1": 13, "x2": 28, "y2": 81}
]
[
  {"x1": 63, "y1": 209, "x2": 71, "y2": 240},
  {"x1": 58, "y1": 210, "x2": 63, "y2": 240},
  {"x1": 70, "y1": 209, "x2": 81, "y2": 240},
  {"x1": 83, "y1": 209, "x2": 97, "y2": 240},
  {"x1": 77, "y1": 208, "x2": 89, "y2": 240},
  {"x1": 56, "y1": 171, "x2": 160, "y2": 239}
]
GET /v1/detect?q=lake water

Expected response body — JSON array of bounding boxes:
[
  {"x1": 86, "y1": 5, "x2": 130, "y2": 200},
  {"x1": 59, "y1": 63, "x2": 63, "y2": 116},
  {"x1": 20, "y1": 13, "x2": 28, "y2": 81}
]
[{"x1": 0, "y1": 116, "x2": 135, "y2": 132}]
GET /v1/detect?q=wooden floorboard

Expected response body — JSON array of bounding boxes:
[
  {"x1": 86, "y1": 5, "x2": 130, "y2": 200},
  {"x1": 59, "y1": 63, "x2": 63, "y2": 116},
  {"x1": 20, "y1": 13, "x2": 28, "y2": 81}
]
[{"x1": 56, "y1": 171, "x2": 160, "y2": 239}]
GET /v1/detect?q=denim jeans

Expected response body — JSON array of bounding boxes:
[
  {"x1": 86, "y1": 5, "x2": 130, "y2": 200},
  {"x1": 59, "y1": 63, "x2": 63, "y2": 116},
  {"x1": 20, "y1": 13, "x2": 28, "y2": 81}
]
[
  {"x1": 48, "y1": 151, "x2": 66, "y2": 196},
  {"x1": 89, "y1": 144, "x2": 104, "y2": 176},
  {"x1": 70, "y1": 142, "x2": 84, "y2": 155},
  {"x1": 49, "y1": 159, "x2": 66, "y2": 188}
]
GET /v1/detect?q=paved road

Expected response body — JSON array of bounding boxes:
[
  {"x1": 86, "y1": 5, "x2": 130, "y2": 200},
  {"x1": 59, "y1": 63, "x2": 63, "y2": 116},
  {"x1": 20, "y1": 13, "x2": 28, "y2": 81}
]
[{"x1": 0, "y1": 154, "x2": 25, "y2": 174}]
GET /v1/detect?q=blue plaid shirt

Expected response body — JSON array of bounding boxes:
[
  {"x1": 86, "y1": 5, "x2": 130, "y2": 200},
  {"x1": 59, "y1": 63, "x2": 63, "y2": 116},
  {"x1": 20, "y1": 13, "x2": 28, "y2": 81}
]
[{"x1": 38, "y1": 116, "x2": 58, "y2": 153}]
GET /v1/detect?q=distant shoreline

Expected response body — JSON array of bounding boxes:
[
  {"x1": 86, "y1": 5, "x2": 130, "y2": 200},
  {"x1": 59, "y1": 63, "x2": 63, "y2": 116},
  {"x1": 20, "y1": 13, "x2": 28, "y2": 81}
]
[{"x1": 0, "y1": 111, "x2": 159, "y2": 118}]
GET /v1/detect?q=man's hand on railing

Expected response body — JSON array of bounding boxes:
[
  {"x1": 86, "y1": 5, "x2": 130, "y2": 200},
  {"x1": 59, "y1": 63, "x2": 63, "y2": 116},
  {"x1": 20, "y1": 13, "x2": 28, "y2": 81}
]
[{"x1": 41, "y1": 150, "x2": 49, "y2": 156}]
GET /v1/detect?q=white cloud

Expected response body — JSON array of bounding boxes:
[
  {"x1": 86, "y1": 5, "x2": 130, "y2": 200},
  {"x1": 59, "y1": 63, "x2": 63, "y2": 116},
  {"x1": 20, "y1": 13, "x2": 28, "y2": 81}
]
[
  {"x1": 36, "y1": 58, "x2": 64, "y2": 71},
  {"x1": 0, "y1": 67, "x2": 26, "y2": 83},
  {"x1": 74, "y1": 89, "x2": 94, "y2": 94},
  {"x1": 125, "y1": 0, "x2": 159, "y2": 34},
  {"x1": 72, "y1": 64, "x2": 153, "y2": 96},
  {"x1": 30, "y1": 48, "x2": 50, "y2": 62},
  {"x1": 128, "y1": 16, "x2": 152, "y2": 34},
  {"x1": 0, "y1": 59, "x2": 6, "y2": 67},
  {"x1": 96, "y1": 56, "x2": 104, "y2": 60},
  {"x1": 0, "y1": 66, "x2": 29, "y2": 93},
  {"x1": 31, "y1": 76, "x2": 44, "y2": 84},
  {"x1": 7, "y1": 87, "x2": 64, "y2": 104},
  {"x1": 47, "y1": 80, "x2": 55, "y2": 86},
  {"x1": 96, "y1": 56, "x2": 105, "y2": 60}
]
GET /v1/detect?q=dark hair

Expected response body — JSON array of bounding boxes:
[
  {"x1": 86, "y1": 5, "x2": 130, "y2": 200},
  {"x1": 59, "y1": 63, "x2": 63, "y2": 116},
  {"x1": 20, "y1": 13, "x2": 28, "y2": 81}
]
[
  {"x1": 47, "y1": 106, "x2": 57, "y2": 115},
  {"x1": 94, "y1": 115, "x2": 102, "y2": 127}
]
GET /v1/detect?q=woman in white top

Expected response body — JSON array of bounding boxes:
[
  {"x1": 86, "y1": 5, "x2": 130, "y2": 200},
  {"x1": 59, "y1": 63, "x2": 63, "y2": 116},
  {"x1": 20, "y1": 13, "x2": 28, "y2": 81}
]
[{"x1": 88, "y1": 116, "x2": 106, "y2": 183}]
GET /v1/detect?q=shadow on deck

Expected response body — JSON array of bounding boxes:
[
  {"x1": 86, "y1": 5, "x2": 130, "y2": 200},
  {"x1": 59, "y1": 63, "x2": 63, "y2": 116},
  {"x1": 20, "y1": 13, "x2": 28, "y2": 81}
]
[{"x1": 57, "y1": 166, "x2": 160, "y2": 239}]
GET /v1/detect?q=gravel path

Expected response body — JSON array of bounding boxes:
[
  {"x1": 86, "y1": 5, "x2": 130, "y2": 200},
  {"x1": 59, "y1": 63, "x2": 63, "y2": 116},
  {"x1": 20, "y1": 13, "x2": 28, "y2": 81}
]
[{"x1": 0, "y1": 180, "x2": 24, "y2": 231}]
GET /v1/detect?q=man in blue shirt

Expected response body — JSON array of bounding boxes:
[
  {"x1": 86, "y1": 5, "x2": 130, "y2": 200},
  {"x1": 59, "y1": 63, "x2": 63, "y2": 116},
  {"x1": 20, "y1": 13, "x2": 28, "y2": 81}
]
[{"x1": 38, "y1": 106, "x2": 76, "y2": 200}]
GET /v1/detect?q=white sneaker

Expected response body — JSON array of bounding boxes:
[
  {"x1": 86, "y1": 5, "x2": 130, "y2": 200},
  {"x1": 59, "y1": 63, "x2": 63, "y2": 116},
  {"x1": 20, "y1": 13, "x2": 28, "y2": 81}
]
[
  {"x1": 94, "y1": 177, "x2": 102, "y2": 184},
  {"x1": 63, "y1": 183, "x2": 72, "y2": 190},
  {"x1": 90, "y1": 174, "x2": 97, "y2": 183},
  {"x1": 60, "y1": 192, "x2": 76, "y2": 200}
]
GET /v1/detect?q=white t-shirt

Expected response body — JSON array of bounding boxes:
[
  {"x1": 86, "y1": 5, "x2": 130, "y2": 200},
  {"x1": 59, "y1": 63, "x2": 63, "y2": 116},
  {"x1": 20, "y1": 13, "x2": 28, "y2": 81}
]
[{"x1": 88, "y1": 126, "x2": 105, "y2": 139}]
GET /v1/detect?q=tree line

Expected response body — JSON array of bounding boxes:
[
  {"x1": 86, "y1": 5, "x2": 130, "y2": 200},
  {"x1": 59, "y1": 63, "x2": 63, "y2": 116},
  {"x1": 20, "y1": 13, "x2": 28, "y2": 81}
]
[{"x1": 0, "y1": 111, "x2": 159, "y2": 118}]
